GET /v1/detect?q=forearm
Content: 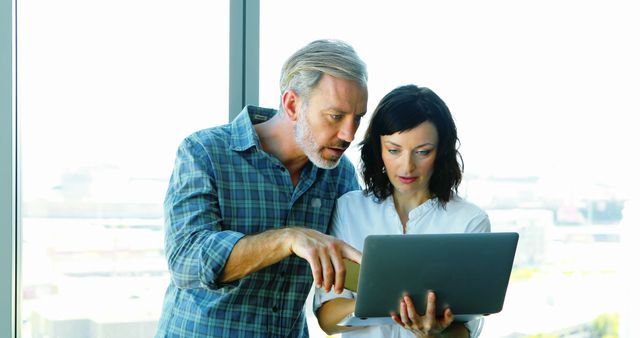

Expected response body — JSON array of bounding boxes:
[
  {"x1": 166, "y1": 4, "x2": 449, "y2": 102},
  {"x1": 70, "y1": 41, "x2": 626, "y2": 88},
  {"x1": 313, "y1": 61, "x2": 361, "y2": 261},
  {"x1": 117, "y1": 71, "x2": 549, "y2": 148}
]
[
  {"x1": 317, "y1": 298, "x2": 359, "y2": 335},
  {"x1": 221, "y1": 226, "x2": 361, "y2": 291},
  {"x1": 218, "y1": 228, "x2": 293, "y2": 283},
  {"x1": 166, "y1": 228, "x2": 244, "y2": 289},
  {"x1": 413, "y1": 322, "x2": 470, "y2": 338},
  {"x1": 441, "y1": 322, "x2": 470, "y2": 338}
]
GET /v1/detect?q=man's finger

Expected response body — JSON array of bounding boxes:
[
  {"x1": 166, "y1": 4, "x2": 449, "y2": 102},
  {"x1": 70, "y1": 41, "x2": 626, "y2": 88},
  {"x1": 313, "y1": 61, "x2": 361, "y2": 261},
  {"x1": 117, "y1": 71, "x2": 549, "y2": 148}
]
[
  {"x1": 318, "y1": 250, "x2": 334, "y2": 292},
  {"x1": 307, "y1": 251, "x2": 323, "y2": 289},
  {"x1": 329, "y1": 246, "x2": 345, "y2": 294},
  {"x1": 340, "y1": 242, "x2": 362, "y2": 264}
]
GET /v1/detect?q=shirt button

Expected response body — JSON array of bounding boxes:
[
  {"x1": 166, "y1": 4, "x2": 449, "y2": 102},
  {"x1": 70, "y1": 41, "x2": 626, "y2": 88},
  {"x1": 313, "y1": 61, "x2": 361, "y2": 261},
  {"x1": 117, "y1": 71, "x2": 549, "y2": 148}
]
[{"x1": 272, "y1": 306, "x2": 279, "y2": 312}]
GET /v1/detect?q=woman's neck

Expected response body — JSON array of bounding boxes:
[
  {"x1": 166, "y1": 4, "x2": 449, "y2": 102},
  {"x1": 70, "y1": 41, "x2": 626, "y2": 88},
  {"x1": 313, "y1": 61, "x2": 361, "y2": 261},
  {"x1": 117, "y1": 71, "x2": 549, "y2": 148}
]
[{"x1": 392, "y1": 190, "x2": 431, "y2": 232}]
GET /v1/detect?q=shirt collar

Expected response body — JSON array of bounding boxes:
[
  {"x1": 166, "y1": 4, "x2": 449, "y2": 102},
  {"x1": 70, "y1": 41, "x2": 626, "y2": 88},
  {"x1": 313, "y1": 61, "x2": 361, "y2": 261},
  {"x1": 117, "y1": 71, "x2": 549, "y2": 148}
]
[
  {"x1": 384, "y1": 194, "x2": 441, "y2": 219},
  {"x1": 230, "y1": 105, "x2": 278, "y2": 151},
  {"x1": 229, "y1": 105, "x2": 321, "y2": 185}
]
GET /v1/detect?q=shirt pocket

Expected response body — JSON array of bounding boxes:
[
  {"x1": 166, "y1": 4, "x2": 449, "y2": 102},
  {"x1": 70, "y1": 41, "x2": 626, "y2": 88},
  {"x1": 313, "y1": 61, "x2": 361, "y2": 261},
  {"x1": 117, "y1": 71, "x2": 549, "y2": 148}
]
[{"x1": 293, "y1": 194, "x2": 335, "y2": 234}]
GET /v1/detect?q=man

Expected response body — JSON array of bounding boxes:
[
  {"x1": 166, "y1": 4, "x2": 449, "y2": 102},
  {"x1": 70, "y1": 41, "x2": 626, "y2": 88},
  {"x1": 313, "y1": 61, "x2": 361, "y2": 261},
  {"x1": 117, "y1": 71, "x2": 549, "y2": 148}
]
[{"x1": 155, "y1": 39, "x2": 368, "y2": 337}]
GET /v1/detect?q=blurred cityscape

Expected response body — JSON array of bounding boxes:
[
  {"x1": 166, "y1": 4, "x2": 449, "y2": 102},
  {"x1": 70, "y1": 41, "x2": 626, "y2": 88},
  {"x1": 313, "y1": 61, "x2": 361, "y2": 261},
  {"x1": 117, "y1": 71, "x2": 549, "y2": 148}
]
[{"x1": 21, "y1": 166, "x2": 634, "y2": 338}]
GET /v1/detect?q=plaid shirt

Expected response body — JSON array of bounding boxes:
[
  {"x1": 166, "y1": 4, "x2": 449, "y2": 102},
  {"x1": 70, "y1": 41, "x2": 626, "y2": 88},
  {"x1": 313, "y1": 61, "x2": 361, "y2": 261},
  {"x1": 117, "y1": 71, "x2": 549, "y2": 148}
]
[{"x1": 155, "y1": 106, "x2": 360, "y2": 338}]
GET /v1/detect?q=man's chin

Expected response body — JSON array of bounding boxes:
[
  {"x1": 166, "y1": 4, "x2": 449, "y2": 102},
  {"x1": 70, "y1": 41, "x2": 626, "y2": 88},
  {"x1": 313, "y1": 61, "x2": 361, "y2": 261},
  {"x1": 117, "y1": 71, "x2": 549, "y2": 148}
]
[{"x1": 310, "y1": 154, "x2": 340, "y2": 170}]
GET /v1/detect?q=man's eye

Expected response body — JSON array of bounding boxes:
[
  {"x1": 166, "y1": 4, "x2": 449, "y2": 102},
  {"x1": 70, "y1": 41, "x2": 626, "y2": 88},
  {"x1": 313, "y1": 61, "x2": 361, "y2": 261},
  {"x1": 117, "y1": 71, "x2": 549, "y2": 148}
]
[{"x1": 330, "y1": 114, "x2": 343, "y2": 121}]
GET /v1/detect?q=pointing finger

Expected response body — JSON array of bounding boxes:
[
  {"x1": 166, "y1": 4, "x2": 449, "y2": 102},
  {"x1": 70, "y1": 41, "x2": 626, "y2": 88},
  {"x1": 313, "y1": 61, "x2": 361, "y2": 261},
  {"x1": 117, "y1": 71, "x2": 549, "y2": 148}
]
[
  {"x1": 329, "y1": 248, "x2": 345, "y2": 294},
  {"x1": 307, "y1": 250, "x2": 323, "y2": 289},
  {"x1": 318, "y1": 250, "x2": 334, "y2": 292}
]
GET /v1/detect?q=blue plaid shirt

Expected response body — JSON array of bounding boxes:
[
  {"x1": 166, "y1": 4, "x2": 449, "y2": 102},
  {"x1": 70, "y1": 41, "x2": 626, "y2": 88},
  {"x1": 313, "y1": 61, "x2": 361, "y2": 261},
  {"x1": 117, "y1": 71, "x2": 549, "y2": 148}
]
[{"x1": 156, "y1": 106, "x2": 360, "y2": 338}]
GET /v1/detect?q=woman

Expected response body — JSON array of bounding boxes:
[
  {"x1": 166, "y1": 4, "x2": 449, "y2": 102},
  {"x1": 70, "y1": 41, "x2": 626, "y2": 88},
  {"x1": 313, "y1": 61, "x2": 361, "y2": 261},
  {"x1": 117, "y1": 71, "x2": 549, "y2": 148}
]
[{"x1": 314, "y1": 85, "x2": 490, "y2": 338}]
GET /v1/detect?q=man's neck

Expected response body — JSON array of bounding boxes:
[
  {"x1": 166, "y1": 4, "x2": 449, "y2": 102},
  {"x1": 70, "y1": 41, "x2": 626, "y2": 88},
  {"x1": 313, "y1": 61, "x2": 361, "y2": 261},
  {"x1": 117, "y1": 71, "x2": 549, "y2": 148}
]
[{"x1": 254, "y1": 112, "x2": 308, "y2": 184}]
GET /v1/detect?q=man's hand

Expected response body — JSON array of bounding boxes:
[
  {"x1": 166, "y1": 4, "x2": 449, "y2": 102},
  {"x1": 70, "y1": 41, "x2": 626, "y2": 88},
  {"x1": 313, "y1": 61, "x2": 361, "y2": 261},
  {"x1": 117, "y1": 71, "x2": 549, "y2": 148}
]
[{"x1": 286, "y1": 227, "x2": 361, "y2": 294}]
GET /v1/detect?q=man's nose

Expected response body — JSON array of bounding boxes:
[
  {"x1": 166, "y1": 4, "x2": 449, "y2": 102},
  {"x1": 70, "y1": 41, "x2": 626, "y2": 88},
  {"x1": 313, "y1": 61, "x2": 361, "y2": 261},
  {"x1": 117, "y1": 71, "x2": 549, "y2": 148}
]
[{"x1": 337, "y1": 118, "x2": 358, "y2": 143}]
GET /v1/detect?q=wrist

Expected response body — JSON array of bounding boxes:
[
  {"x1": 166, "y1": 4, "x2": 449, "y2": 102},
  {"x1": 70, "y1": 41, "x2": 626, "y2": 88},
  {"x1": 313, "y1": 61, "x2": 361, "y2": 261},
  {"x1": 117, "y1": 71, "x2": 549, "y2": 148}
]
[
  {"x1": 281, "y1": 227, "x2": 297, "y2": 255},
  {"x1": 413, "y1": 329, "x2": 442, "y2": 338}
]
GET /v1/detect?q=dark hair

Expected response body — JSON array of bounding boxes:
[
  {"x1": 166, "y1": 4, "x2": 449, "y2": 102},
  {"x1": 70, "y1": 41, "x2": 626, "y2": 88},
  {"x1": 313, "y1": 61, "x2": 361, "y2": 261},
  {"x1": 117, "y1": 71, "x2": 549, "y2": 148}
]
[{"x1": 359, "y1": 84, "x2": 463, "y2": 207}]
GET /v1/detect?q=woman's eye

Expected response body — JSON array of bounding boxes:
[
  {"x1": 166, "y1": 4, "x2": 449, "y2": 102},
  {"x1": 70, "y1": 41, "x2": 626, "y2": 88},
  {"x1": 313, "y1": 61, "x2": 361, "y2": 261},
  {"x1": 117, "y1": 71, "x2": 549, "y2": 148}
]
[
  {"x1": 387, "y1": 149, "x2": 399, "y2": 154},
  {"x1": 417, "y1": 150, "x2": 432, "y2": 156}
]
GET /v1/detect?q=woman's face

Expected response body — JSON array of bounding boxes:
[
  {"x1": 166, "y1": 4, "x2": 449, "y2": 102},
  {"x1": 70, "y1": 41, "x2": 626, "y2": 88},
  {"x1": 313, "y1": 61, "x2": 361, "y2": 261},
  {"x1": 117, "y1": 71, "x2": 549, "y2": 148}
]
[{"x1": 380, "y1": 121, "x2": 438, "y2": 198}]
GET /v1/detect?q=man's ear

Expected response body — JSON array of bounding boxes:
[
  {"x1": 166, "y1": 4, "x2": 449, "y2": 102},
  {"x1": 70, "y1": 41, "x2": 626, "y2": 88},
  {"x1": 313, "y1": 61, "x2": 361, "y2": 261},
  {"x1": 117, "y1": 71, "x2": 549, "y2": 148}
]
[{"x1": 282, "y1": 90, "x2": 300, "y2": 122}]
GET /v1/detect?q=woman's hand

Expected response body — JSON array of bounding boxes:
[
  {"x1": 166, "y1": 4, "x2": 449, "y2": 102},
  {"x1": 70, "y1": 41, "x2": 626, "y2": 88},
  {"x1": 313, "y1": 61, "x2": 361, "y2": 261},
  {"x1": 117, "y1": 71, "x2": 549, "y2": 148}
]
[{"x1": 390, "y1": 291, "x2": 456, "y2": 338}]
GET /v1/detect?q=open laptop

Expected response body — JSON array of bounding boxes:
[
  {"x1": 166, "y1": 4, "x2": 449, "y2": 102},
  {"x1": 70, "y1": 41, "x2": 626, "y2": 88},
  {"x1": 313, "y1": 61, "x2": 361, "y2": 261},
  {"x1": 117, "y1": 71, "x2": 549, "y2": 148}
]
[{"x1": 338, "y1": 232, "x2": 519, "y2": 327}]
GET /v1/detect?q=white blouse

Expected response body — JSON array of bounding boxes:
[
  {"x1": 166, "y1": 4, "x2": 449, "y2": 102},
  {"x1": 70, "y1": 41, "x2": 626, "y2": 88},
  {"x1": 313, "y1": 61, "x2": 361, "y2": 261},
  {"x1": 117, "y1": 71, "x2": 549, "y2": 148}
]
[{"x1": 313, "y1": 190, "x2": 491, "y2": 338}]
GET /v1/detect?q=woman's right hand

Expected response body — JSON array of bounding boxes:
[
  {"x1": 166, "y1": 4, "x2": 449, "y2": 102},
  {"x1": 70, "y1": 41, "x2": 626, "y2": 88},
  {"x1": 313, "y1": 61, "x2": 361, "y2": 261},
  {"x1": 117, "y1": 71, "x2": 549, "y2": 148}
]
[{"x1": 391, "y1": 291, "x2": 461, "y2": 338}]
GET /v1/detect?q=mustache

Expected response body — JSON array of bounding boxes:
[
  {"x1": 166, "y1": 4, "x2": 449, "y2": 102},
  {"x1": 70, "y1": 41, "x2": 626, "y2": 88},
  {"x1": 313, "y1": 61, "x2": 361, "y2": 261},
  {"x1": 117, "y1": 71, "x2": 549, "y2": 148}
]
[{"x1": 328, "y1": 141, "x2": 350, "y2": 149}]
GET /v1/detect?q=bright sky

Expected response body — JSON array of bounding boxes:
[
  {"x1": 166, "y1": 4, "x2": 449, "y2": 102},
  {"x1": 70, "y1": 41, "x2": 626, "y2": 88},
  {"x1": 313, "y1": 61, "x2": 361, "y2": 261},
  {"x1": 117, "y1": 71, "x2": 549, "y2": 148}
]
[
  {"x1": 259, "y1": 0, "x2": 639, "y2": 195},
  {"x1": 17, "y1": 0, "x2": 640, "y2": 202}
]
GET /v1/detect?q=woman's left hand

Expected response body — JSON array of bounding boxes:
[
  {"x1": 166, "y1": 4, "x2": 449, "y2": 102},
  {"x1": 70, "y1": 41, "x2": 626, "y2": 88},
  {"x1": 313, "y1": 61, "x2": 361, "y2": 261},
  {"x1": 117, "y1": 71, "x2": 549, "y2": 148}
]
[{"x1": 390, "y1": 291, "x2": 455, "y2": 338}]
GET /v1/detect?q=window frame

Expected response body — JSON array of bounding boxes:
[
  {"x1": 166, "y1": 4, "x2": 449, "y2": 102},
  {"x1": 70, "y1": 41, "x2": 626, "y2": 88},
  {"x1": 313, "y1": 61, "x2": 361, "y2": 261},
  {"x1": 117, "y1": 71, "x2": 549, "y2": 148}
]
[
  {"x1": 1, "y1": 0, "x2": 17, "y2": 335},
  {"x1": 0, "y1": 0, "x2": 260, "y2": 337}
]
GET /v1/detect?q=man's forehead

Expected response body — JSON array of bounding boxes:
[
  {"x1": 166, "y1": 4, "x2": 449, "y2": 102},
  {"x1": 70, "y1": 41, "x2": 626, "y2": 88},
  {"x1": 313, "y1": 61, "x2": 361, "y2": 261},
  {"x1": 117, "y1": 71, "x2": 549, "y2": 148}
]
[
  {"x1": 311, "y1": 80, "x2": 367, "y2": 112},
  {"x1": 325, "y1": 107, "x2": 367, "y2": 115}
]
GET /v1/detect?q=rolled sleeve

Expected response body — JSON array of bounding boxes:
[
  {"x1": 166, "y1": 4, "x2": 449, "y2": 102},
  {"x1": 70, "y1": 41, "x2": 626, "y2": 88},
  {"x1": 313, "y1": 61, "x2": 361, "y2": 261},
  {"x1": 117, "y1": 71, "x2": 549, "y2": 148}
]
[
  {"x1": 199, "y1": 230, "x2": 245, "y2": 289},
  {"x1": 164, "y1": 137, "x2": 244, "y2": 290}
]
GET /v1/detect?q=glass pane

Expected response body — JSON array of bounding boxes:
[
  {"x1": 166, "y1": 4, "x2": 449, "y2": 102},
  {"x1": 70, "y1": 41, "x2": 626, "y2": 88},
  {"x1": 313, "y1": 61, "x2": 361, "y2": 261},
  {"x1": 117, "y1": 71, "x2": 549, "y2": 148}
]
[
  {"x1": 18, "y1": 1, "x2": 229, "y2": 337},
  {"x1": 261, "y1": 1, "x2": 639, "y2": 337}
]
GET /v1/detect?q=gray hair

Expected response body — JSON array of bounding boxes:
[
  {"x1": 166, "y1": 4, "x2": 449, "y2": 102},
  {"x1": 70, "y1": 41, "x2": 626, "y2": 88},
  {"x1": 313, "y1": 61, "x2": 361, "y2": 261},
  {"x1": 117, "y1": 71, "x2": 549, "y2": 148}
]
[{"x1": 279, "y1": 39, "x2": 368, "y2": 110}]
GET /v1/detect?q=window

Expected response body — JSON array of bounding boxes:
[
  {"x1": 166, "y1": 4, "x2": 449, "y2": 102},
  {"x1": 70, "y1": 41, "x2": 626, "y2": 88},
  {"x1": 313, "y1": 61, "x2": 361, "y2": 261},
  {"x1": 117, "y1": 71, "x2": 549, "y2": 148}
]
[
  {"x1": 9, "y1": 1, "x2": 639, "y2": 337},
  {"x1": 261, "y1": 1, "x2": 639, "y2": 337},
  {"x1": 18, "y1": 1, "x2": 229, "y2": 336}
]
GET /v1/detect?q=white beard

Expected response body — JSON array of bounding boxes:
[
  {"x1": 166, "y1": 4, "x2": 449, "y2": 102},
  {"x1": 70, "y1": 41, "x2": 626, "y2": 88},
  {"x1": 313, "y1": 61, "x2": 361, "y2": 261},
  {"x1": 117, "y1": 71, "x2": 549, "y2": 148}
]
[{"x1": 295, "y1": 109, "x2": 340, "y2": 170}]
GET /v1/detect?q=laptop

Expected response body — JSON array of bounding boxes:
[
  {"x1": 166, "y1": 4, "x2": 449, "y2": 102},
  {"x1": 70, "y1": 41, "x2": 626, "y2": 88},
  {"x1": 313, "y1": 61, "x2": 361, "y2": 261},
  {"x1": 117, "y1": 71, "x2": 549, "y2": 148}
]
[{"x1": 338, "y1": 232, "x2": 519, "y2": 327}]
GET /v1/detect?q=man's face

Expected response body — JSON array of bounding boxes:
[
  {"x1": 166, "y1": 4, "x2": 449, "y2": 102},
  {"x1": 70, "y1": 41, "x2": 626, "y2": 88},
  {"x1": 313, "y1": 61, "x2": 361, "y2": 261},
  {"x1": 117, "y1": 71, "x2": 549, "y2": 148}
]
[{"x1": 294, "y1": 75, "x2": 368, "y2": 169}]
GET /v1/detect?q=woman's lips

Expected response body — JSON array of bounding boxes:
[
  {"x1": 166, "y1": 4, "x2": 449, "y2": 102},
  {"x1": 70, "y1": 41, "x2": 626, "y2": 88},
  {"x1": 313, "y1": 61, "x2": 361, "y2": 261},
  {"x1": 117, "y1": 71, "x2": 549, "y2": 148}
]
[{"x1": 398, "y1": 176, "x2": 417, "y2": 184}]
